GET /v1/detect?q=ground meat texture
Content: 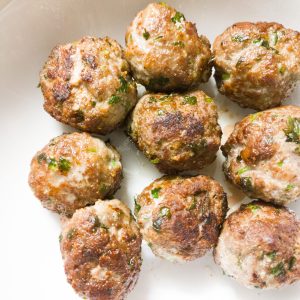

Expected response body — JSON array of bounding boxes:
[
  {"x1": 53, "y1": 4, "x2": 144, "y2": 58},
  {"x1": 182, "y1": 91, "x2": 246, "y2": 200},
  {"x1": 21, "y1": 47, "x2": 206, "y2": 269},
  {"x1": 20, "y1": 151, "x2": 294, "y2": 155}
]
[
  {"x1": 128, "y1": 90, "x2": 222, "y2": 174},
  {"x1": 222, "y1": 105, "x2": 300, "y2": 206},
  {"x1": 125, "y1": 2, "x2": 212, "y2": 92},
  {"x1": 214, "y1": 201, "x2": 300, "y2": 289},
  {"x1": 28, "y1": 132, "x2": 122, "y2": 216},
  {"x1": 213, "y1": 22, "x2": 300, "y2": 110},
  {"x1": 135, "y1": 175, "x2": 228, "y2": 262},
  {"x1": 40, "y1": 36, "x2": 137, "y2": 134},
  {"x1": 60, "y1": 199, "x2": 142, "y2": 300}
]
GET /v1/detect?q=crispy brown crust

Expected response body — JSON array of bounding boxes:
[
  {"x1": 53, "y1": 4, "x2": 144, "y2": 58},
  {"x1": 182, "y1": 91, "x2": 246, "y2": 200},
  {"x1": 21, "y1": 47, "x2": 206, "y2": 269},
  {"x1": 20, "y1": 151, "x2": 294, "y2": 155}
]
[
  {"x1": 136, "y1": 175, "x2": 228, "y2": 261},
  {"x1": 28, "y1": 132, "x2": 122, "y2": 216},
  {"x1": 128, "y1": 90, "x2": 222, "y2": 174},
  {"x1": 60, "y1": 200, "x2": 142, "y2": 300},
  {"x1": 213, "y1": 22, "x2": 300, "y2": 110},
  {"x1": 214, "y1": 201, "x2": 300, "y2": 288},
  {"x1": 40, "y1": 36, "x2": 137, "y2": 134},
  {"x1": 125, "y1": 3, "x2": 212, "y2": 92},
  {"x1": 222, "y1": 105, "x2": 300, "y2": 205}
]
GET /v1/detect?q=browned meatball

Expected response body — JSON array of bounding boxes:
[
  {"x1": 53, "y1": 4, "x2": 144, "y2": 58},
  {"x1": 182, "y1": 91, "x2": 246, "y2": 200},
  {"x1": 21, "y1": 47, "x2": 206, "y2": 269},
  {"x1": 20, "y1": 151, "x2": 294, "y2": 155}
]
[
  {"x1": 125, "y1": 2, "x2": 212, "y2": 92},
  {"x1": 60, "y1": 199, "x2": 142, "y2": 300},
  {"x1": 222, "y1": 105, "x2": 300, "y2": 206},
  {"x1": 128, "y1": 90, "x2": 222, "y2": 174},
  {"x1": 213, "y1": 22, "x2": 300, "y2": 110},
  {"x1": 28, "y1": 132, "x2": 122, "y2": 216},
  {"x1": 40, "y1": 36, "x2": 137, "y2": 134},
  {"x1": 214, "y1": 201, "x2": 300, "y2": 289},
  {"x1": 135, "y1": 175, "x2": 228, "y2": 262}
]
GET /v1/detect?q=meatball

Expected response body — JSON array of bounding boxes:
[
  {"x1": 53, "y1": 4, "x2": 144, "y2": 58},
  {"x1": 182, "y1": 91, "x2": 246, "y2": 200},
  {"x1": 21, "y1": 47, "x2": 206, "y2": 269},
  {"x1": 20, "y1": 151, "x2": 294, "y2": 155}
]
[
  {"x1": 40, "y1": 36, "x2": 137, "y2": 134},
  {"x1": 125, "y1": 2, "x2": 212, "y2": 92},
  {"x1": 214, "y1": 201, "x2": 300, "y2": 289},
  {"x1": 60, "y1": 199, "x2": 142, "y2": 300},
  {"x1": 222, "y1": 105, "x2": 300, "y2": 206},
  {"x1": 213, "y1": 22, "x2": 300, "y2": 110},
  {"x1": 135, "y1": 175, "x2": 228, "y2": 262},
  {"x1": 128, "y1": 90, "x2": 222, "y2": 173},
  {"x1": 28, "y1": 132, "x2": 122, "y2": 216}
]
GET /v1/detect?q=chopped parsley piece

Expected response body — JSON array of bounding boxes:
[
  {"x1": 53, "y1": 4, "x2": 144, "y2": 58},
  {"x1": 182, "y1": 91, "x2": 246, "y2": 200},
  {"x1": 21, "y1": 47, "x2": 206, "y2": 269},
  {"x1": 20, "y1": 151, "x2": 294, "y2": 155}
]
[
  {"x1": 240, "y1": 177, "x2": 252, "y2": 192},
  {"x1": 134, "y1": 197, "x2": 141, "y2": 214},
  {"x1": 66, "y1": 228, "x2": 76, "y2": 240},
  {"x1": 37, "y1": 153, "x2": 47, "y2": 164},
  {"x1": 288, "y1": 256, "x2": 296, "y2": 270},
  {"x1": 247, "y1": 203, "x2": 261, "y2": 212},
  {"x1": 58, "y1": 157, "x2": 71, "y2": 172},
  {"x1": 278, "y1": 65, "x2": 286, "y2": 74},
  {"x1": 222, "y1": 73, "x2": 230, "y2": 80},
  {"x1": 182, "y1": 95, "x2": 197, "y2": 105},
  {"x1": 285, "y1": 184, "x2": 295, "y2": 191},
  {"x1": 266, "y1": 251, "x2": 277, "y2": 260},
  {"x1": 91, "y1": 215, "x2": 108, "y2": 232},
  {"x1": 143, "y1": 29, "x2": 150, "y2": 40},
  {"x1": 284, "y1": 117, "x2": 300, "y2": 143},
  {"x1": 231, "y1": 34, "x2": 249, "y2": 42},
  {"x1": 187, "y1": 196, "x2": 197, "y2": 210},
  {"x1": 249, "y1": 112, "x2": 261, "y2": 122},
  {"x1": 151, "y1": 187, "x2": 161, "y2": 199},
  {"x1": 48, "y1": 158, "x2": 57, "y2": 170},
  {"x1": 172, "y1": 41, "x2": 185, "y2": 47},
  {"x1": 148, "y1": 96, "x2": 157, "y2": 103},
  {"x1": 270, "y1": 262, "x2": 286, "y2": 277},
  {"x1": 270, "y1": 31, "x2": 278, "y2": 46},
  {"x1": 152, "y1": 217, "x2": 163, "y2": 232},
  {"x1": 237, "y1": 166, "x2": 251, "y2": 175},
  {"x1": 171, "y1": 11, "x2": 185, "y2": 24},
  {"x1": 87, "y1": 147, "x2": 97, "y2": 153},
  {"x1": 277, "y1": 160, "x2": 284, "y2": 167},
  {"x1": 253, "y1": 38, "x2": 279, "y2": 53},
  {"x1": 91, "y1": 100, "x2": 97, "y2": 107},
  {"x1": 159, "y1": 207, "x2": 171, "y2": 219},
  {"x1": 204, "y1": 96, "x2": 213, "y2": 103},
  {"x1": 150, "y1": 157, "x2": 160, "y2": 164},
  {"x1": 154, "y1": 35, "x2": 163, "y2": 40},
  {"x1": 117, "y1": 76, "x2": 129, "y2": 93},
  {"x1": 108, "y1": 95, "x2": 121, "y2": 105},
  {"x1": 110, "y1": 159, "x2": 117, "y2": 168}
]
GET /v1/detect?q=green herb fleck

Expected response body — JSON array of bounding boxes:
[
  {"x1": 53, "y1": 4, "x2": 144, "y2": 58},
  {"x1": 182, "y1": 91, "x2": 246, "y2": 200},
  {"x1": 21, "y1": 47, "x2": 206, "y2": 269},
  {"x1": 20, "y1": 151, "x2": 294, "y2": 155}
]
[
  {"x1": 182, "y1": 95, "x2": 197, "y2": 105},
  {"x1": 237, "y1": 166, "x2": 251, "y2": 175},
  {"x1": 37, "y1": 153, "x2": 47, "y2": 164},
  {"x1": 171, "y1": 11, "x2": 185, "y2": 24},
  {"x1": 150, "y1": 157, "x2": 160, "y2": 164},
  {"x1": 232, "y1": 34, "x2": 249, "y2": 42},
  {"x1": 87, "y1": 147, "x2": 97, "y2": 153},
  {"x1": 148, "y1": 96, "x2": 157, "y2": 103},
  {"x1": 66, "y1": 228, "x2": 76, "y2": 240},
  {"x1": 284, "y1": 117, "x2": 300, "y2": 143},
  {"x1": 270, "y1": 262, "x2": 286, "y2": 277},
  {"x1": 154, "y1": 35, "x2": 163, "y2": 40},
  {"x1": 91, "y1": 100, "x2": 97, "y2": 107},
  {"x1": 278, "y1": 65, "x2": 286, "y2": 75},
  {"x1": 91, "y1": 215, "x2": 108, "y2": 232},
  {"x1": 277, "y1": 160, "x2": 284, "y2": 167},
  {"x1": 48, "y1": 158, "x2": 57, "y2": 170},
  {"x1": 222, "y1": 73, "x2": 230, "y2": 80},
  {"x1": 134, "y1": 197, "x2": 141, "y2": 214},
  {"x1": 172, "y1": 41, "x2": 185, "y2": 47},
  {"x1": 187, "y1": 196, "x2": 197, "y2": 210},
  {"x1": 247, "y1": 203, "x2": 261, "y2": 212},
  {"x1": 288, "y1": 256, "x2": 296, "y2": 270},
  {"x1": 58, "y1": 157, "x2": 71, "y2": 172},
  {"x1": 204, "y1": 96, "x2": 213, "y2": 103},
  {"x1": 110, "y1": 159, "x2": 117, "y2": 168},
  {"x1": 108, "y1": 95, "x2": 121, "y2": 105},
  {"x1": 249, "y1": 112, "x2": 261, "y2": 122},
  {"x1": 152, "y1": 217, "x2": 163, "y2": 232},
  {"x1": 285, "y1": 184, "x2": 295, "y2": 191},
  {"x1": 159, "y1": 207, "x2": 171, "y2": 219},
  {"x1": 157, "y1": 110, "x2": 165, "y2": 116},
  {"x1": 266, "y1": 251, "x2": 277, "y2": 260},
  {"x1": 117, "y1": 76, "x2": 129, "y2": 93},
  {"x1": 151, "y1": 187, "x2": 161, "y2": 199},
  {"x1": 270, "y1": 31, "x2": 278, "y2": 46},
  {"x1": 143, "y1": 29, "x2": 150, "y2": 40},
  {"x1": 240, "y1": 177, "x2": 252, "y2": 192}
]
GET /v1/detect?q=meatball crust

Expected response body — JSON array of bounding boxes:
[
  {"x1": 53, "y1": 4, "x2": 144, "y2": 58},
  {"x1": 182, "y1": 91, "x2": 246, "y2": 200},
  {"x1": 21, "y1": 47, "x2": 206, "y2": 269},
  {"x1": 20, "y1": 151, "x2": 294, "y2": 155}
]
[
  {"x1": 213, "y1": 22, "x2": 300, "y2": 110},
  {"x1": 222, "y1": 105, "x2": 300, "y2": 205},
  {"x1": 135, "y1": 175, "x2": 228, "y2": 262},
  {"x1": 60, "y1": 199, "x2": 142, "y2": 300},
  {"x1": 28, "y1": 132, "x2": 122, "y2": 216},
  {"x1": 128, "y1": 90, "x2": 222, "y2": 174},
  {"x1": 125, "y1": 2, "x2": 212, "y2": 92},
  {"x1": 214, "y1": 201, "x2": 300, "y2": 289},
  {"x1": 40, "y1": 36, "x2": 137, "y2": 134}
]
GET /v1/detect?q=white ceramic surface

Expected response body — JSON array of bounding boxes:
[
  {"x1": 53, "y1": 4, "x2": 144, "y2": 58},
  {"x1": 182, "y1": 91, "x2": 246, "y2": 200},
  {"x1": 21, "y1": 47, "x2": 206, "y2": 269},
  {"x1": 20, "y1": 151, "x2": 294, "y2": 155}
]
[{"x1": 1, "y1": 0, "x2": 300, "y2": 299}]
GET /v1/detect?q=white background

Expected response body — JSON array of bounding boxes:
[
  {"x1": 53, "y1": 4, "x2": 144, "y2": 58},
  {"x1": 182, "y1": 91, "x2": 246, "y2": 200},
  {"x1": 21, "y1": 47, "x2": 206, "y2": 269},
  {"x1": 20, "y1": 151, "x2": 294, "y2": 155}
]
[{"x1": 0, "y1": 0, "x2": 300, "y2": 299}]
